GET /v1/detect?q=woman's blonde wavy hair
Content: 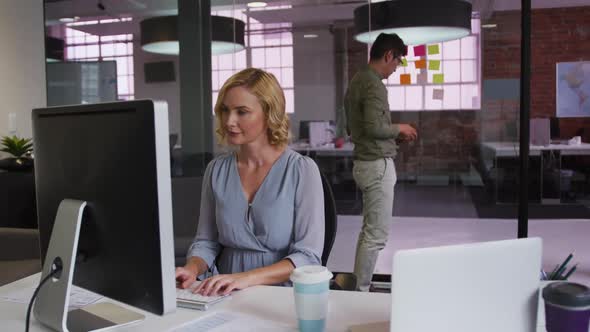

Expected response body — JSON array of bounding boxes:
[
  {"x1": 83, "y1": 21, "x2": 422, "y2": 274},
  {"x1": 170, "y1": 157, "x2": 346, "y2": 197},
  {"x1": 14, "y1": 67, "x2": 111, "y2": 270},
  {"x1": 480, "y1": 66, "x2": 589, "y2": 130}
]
[{"x1": 214, "y1": 68, "x2": 290, "y2": 147}]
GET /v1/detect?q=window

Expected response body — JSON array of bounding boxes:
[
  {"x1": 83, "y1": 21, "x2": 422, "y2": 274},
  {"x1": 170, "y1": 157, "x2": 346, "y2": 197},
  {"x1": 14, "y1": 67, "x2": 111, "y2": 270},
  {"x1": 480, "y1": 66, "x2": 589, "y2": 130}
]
[
  {"x1": 211, "y1": 6, "x2": 295, "y2": 114},
  {"x1": 64, "y1": 18, "x2": 134, "y2": 101},
  {"x1": 385, "y1": 17, "x2": 481, "y2": 111}
]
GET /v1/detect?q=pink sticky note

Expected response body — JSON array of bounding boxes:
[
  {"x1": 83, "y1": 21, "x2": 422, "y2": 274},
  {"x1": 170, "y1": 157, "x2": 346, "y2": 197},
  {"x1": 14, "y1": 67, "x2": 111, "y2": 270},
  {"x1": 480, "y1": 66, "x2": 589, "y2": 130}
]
[{"x1": 413, "y1": 45, "x2": 426, "y2": 57}]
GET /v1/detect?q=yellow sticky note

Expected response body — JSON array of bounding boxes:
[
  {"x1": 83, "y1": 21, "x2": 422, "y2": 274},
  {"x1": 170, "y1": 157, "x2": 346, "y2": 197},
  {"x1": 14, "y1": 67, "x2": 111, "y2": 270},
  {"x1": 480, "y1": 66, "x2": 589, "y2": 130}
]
[
  {"x1": 428, "y1": 60, "x2": 441, "y2": 70},
  {"x1": 415, "y1": 59, "x2": 426, "y2": 69},
  {"x1": 433, "y1": 73, "x2": 445, "y2": 84},
  {"x1": 401, "y1": 58, "x2": 408, "y2": 67},
  {"x1": 400, "y1": 74, "x2": 411, "y2": 85},
  {"x1": 427, "y1": 44, "x2": 440, "y2": 55}
]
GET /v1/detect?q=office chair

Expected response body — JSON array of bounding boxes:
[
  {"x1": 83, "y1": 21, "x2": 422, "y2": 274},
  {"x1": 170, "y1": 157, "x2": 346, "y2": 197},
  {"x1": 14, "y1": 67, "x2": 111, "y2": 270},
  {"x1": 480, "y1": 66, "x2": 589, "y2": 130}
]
[{"x1": 320, "y1": 171, "x2": 337, "y2": 266}]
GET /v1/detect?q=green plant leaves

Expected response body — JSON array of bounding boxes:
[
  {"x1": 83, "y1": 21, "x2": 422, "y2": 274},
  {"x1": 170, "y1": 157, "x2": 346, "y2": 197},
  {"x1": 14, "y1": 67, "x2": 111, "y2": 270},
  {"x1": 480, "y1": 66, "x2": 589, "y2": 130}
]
[{"x1": 1, "y1": 135, "x2": 33, "y2": 158}]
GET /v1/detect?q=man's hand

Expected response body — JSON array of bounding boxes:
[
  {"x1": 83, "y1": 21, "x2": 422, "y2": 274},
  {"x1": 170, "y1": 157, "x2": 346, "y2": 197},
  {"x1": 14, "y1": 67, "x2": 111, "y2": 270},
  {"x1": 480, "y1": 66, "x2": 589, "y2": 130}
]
[{"x1": 397, "y1": 124, "x2": 417, "y2": 142}]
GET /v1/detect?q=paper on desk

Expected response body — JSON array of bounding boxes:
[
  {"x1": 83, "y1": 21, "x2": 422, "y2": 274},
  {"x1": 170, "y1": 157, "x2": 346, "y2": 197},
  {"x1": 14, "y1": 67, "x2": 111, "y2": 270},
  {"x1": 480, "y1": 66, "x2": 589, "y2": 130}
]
[
  {"x1": 169, "y1": 311, "x2": 297, "y2": 332},
  {"x1": 0, "y1": 285, "x2": 103, "y2": 310}
]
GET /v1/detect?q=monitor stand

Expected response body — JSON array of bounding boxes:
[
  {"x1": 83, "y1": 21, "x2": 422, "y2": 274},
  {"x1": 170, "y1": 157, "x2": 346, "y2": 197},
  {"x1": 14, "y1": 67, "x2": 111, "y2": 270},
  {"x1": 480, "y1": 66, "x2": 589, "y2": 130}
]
[{"x1": 33, "y1": 199, "x2": 145, "y2": 332}]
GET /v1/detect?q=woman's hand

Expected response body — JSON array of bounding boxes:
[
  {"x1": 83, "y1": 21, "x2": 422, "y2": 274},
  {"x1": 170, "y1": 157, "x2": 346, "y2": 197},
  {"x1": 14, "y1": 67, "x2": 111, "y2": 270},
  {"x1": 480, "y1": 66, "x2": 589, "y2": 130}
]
[
  {"x1": 194, "y1": 272, "x2": 254, "y2": 296},
  {"x1": 175, "y1": 266, "x2": 198, "y2": 289}
]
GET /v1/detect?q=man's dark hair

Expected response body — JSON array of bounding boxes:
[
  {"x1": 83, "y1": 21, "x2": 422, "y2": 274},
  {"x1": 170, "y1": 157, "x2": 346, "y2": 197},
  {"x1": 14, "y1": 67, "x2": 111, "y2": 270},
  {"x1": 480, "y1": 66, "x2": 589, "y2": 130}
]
[{"x1": 369, "y1": 33, "x2": 407, "y2": 61}]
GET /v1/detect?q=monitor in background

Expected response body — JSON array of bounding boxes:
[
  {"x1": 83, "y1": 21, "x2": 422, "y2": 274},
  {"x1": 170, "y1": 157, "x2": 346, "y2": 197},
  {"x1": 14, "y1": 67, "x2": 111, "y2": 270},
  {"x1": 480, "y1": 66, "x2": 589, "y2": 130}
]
[
  {"x1": 32, "y1": 100, "x2": 176, "y2": 331},
  {"x1": 298, "y1": 120, "x2": 336, "y2": 142},
  {"x1": 530, "y1": 118, "x2": 550, "y2": 146},
  {"x1": 390, "y1": 238, "x2": 542, "y2": 332}
]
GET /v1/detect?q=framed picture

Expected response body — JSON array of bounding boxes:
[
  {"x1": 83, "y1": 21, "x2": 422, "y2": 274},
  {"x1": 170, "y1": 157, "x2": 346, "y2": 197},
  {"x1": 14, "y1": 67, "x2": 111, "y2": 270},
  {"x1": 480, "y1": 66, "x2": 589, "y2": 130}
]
[{"x1": 556, "y1": 61, "x2": 590, "y2": 118}]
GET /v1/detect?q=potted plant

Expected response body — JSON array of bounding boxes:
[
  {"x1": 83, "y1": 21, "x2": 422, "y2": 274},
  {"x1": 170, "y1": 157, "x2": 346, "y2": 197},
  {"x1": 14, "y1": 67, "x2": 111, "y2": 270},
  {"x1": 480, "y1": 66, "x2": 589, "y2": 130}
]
[{"x1": 0, "y1": 135, "x2": 34, "y2": 171}]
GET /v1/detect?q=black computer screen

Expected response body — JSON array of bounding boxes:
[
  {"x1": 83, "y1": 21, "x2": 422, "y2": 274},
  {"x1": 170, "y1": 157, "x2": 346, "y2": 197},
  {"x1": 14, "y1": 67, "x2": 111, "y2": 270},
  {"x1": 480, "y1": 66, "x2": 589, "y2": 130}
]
[{"x1": 32, "y1": 100, "x2": 171, "y2": 315}]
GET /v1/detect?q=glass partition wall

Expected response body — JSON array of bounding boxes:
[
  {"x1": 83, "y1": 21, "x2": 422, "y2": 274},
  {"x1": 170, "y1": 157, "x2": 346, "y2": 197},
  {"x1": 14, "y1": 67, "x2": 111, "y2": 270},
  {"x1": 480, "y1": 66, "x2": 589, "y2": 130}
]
[{"x1": 44, "y1": 0, "x2": 589, "y2": 285}]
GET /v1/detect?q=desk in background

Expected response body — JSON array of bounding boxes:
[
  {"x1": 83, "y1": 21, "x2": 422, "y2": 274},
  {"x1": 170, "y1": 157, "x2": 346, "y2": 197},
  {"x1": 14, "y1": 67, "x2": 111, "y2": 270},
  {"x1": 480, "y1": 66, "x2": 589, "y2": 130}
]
[
  {"x1": 481, "y1": 142, "x2": 590, "y2": 204},
  {"x1": 290, "y1": 142, "x2": 354, "y2": 158},
  {"x1": 0, "y1": 273, "x2": 558, "y2": 332}
]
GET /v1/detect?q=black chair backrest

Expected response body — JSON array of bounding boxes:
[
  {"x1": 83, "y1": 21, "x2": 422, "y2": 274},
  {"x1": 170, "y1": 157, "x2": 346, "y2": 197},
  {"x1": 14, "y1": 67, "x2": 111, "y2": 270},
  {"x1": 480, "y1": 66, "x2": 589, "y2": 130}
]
[{"x1": 320, "y1": 171, "x2": 337, "y2": 266}]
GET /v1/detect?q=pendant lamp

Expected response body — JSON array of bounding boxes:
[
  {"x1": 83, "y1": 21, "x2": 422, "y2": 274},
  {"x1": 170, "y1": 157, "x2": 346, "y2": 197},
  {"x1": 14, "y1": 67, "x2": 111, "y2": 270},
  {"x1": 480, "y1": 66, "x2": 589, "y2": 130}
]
[
  {"x1": 354, "y1": 0, "x2": 472, "y2": 45},
  {"x1": 140, "y1": 15, "x2": 246, "y2": 55}
]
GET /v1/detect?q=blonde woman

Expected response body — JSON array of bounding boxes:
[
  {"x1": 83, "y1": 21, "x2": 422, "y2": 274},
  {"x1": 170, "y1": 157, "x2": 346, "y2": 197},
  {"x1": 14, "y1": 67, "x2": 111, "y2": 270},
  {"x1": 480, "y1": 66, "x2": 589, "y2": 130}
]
[{"x1": 175, "y1": 68, "x2": 325, "y2": 296}]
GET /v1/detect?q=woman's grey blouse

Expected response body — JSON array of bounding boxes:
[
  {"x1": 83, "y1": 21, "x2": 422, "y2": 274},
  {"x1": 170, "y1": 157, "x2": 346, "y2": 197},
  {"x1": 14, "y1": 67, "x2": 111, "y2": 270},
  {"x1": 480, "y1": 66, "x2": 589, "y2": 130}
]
[{"x1": 187, "y1": 148, "x2": 325, "y2": 276}]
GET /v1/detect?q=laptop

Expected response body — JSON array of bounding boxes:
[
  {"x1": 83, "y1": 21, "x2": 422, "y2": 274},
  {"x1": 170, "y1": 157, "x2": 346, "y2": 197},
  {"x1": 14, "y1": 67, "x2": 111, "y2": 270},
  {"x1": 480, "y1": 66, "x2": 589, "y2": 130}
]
[{"x1": 351, "y1": 238, "x2": 542, "y2": 332}]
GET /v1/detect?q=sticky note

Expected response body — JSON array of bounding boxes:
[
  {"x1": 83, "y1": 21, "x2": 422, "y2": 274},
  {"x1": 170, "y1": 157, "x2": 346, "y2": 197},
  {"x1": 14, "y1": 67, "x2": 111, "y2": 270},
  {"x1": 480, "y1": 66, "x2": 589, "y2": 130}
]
[
  {"x1": 415, "y1": 59, "x2": 426, "y2": 69},
  {"x1": 433, "y1": 73, "x2": 445, "y2": 84},
  {"x1": 428, "y1": 60, "x2": 440, "y2": 70},
  {"x1": 401, "y1": 58, "x2": 408, "y2": 67},
  {"x1": 413, "y1": 45, "x2": 426, "y2": 57},
  {"x1": 417, "y1": 71, "x2": 427, "y2": 84},
  {"x1": 433, "y1": 89, "x2": 444, "y2": 100},
  {"x1": 427, "y1": 44, "x2": 440, "y2": 55},
  {"x1": 400, "y1": 74, "x2": 411, "y2": 85}
]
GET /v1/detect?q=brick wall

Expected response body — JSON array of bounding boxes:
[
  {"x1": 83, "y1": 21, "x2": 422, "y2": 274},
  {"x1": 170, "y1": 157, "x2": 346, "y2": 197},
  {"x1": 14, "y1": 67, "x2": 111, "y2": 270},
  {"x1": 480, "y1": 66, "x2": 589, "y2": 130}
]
[
  {"x1": 344, "y1": 6, "x2": 590, "y2": 175},
  {"x1": 483, "y1": 6, "x2": 590, "y2": 140}
]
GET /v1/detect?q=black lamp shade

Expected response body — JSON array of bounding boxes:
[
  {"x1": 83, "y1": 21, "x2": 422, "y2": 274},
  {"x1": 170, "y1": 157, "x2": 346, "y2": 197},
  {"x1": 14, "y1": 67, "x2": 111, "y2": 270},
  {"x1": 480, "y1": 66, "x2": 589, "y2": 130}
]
[
  {"x1": 46, "y1": 36, "x2": 65, "y2": 62},
  {"x1": 354, "y1": 0, "x2": 472, "y2": 45},
  {"x1": 140, "y1": 15, "x2": 245, "y2": 55}
]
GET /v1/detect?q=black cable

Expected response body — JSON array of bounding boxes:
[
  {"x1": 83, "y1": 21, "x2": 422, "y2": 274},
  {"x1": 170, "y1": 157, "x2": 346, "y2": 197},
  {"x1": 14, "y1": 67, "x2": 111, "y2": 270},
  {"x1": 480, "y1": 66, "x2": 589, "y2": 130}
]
[{"x1": 25, "y1": 267, "x2": 61, "y2": 332}]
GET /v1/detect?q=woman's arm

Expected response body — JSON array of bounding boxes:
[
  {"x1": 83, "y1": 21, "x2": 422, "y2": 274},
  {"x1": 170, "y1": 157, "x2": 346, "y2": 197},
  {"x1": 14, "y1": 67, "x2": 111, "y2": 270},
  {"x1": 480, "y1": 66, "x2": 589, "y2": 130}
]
[
  {"x1": 176, "y1": 161, "x2": 221, "y2": 288},
  {"x1": 195, "y1": 259, "x2": 295, "y2": 296},
  {"x1": 175, "y1": 256, "x2": 210, "y2": 288}
]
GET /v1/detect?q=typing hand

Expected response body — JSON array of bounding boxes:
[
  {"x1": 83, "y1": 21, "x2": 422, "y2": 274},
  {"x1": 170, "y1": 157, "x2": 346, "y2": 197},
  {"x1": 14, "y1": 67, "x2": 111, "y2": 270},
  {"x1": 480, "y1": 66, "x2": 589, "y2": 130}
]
[
  {"x1": 175, "y1": 266, "x2": 197, "y2": 289},
  {"x1": 398, "y1": 124, "x2": 417, "y2": 142},
  {"x1": 194, "y1": 272, "x2": 252, "y2": 297}
]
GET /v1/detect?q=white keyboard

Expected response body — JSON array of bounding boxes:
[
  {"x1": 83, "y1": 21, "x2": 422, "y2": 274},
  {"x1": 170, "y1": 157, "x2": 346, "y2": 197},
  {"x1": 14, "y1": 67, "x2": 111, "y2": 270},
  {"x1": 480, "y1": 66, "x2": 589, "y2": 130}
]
[{"x1": 176, "y1": 288, "x2": 230, "y2": 311}]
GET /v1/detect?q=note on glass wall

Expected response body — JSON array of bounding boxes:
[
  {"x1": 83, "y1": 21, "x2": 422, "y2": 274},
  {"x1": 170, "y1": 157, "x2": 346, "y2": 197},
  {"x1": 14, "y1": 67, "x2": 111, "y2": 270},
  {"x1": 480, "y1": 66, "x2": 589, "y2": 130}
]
[
  {"x1": 414, "y1": 59, "x2": 426, "y2": 69},
  {"x1": 433, "y1": 89, "x2": 444, "y2": 100},
  {"x1": 413, "y1": 45, "x2": 426, "y2": 57},
  {"x1": 401, "y1": 58, "x2": 408, "y2": 67},
  {"x1": 427, "y1": 44, "x2": 440, "y2": 55},
  {"x1": 417, "y1": 71, "x2": 427, "y2": 84},
  {"x1": 400, "y1": 74, "x2": 411, "y2": 85},
  {"x1": 428, "y1": 60, "x2": 440, "y2": 71},
  {"x1": 433, "y1": 73, "x2": 445, "y2": 84}
]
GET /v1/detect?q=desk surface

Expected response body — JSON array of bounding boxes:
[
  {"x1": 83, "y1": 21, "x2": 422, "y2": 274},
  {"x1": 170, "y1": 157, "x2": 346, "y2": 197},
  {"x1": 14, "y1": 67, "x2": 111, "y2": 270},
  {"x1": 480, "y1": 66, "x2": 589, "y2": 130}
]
[
  {"x1": 1, "y1": 274, "x2": 390, "y2": 332},
  {"x1": 290, "y1": 142, "x2": 354, "y2": 157},
  {"x1": 1, "y1": 274, "x2": 555, "y2": 332},
  {"x1": 482, "y1": 141, "x2": 590, "y2": 157}
]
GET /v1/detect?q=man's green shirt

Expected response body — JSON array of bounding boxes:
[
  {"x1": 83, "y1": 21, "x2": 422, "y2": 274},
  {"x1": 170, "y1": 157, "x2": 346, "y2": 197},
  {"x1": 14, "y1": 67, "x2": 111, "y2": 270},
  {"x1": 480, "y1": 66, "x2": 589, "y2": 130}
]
[{"x1": 344, "y1": 65, "x2": 400, "y2": 161}]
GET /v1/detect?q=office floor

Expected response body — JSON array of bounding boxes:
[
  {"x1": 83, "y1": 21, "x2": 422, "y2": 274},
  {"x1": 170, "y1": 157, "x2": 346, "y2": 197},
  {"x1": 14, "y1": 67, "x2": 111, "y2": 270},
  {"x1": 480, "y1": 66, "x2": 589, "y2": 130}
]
[
  {"x1": 327, "y1": 215, "x2": 590, "y2": 287},
  {"x1": 331, "y1": 180, "x2": 590, "y2": 219}
]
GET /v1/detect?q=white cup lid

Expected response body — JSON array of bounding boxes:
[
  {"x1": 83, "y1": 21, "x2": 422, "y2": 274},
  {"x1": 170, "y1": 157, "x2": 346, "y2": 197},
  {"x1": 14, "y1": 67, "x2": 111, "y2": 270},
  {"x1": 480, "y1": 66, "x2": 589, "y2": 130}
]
[{"x1": 290, "y1": 265, "x2": 333, "y2": 284}]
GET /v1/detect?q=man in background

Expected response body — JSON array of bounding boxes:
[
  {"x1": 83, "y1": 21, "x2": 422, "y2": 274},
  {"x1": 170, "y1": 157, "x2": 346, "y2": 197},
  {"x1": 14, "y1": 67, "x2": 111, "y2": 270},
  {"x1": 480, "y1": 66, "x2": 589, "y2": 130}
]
[{"x1": 345, "y1": 33, "x2": 417, "y2": 292}]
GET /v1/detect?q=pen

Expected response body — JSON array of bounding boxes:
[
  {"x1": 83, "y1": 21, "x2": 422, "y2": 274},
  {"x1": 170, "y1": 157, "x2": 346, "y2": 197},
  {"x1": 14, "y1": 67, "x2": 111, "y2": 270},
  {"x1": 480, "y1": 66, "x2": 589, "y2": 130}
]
[
  {"x1": 562, "y1": 264, "x2": 578, "y2": 280},
  {"x1": 551, "y1": 253, "x2": 573, "y2": 280},
  {"x1": 548, "y1": 264, "x2": 560, "y2": 279}
]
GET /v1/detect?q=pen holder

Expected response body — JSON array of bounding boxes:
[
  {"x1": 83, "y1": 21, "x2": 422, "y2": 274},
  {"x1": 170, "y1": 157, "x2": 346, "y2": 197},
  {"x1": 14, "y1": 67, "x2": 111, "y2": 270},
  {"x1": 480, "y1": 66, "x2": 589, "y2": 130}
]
[{"x1": 542, "y1": 282, "x2": 590, "y2": 332}]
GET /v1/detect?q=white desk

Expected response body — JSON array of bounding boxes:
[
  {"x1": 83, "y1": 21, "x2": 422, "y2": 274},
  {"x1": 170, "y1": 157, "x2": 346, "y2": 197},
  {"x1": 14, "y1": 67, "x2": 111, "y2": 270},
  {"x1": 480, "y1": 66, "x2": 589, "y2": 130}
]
[
  {"x1": 0, "y1": 274, "x2": 390, "y2": 332},
  {"x1": 290, "y1": 142, "x2": 354, "y2": 157},
  {"x1": 1, "y1": 274, "x2": 556, "y2": 332},
  {"x1": 481, "y1": 141, "x2": 590, "y2": 203},
  {"x1": 481, "y1": 141, "x2": 590, "y2": 157}
]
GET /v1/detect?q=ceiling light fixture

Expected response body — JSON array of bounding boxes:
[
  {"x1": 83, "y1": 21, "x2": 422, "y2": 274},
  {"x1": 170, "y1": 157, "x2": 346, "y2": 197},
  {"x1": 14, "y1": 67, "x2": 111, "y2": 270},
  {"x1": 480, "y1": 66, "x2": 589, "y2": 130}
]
[
  {"x1": 354, "y1": 0, "x2": 472, "y2": 45},
  {"x1": 481, "y1": 23, "x2": 498, "y2": 29},
  {"x1": 303, "y1": 34, "x2": 318, "y2": 39},
  {"x1": 140, "y1": 15, "x2": 246, "y2": 56},
  {"x1": 247, "y1": 1, "x2": 268, "y2": 8}
]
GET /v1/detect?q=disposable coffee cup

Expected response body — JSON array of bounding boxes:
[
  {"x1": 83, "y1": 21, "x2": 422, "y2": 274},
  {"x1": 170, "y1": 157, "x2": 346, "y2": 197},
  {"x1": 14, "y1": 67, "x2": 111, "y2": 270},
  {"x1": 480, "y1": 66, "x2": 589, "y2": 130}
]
[
  {"x1": 290, "y1": 265, "x2": 333, "y2": 332},
  {"x1": 542, "y1": 282, "x2": 590, "y2": 332}
]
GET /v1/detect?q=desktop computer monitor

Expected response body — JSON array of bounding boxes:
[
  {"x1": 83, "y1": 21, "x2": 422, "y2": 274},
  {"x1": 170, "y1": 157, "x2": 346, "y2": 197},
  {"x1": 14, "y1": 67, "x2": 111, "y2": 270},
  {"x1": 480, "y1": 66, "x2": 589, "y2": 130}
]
[{"x1": 32, "y1": 100, "x2": 176, "y2": 329}]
